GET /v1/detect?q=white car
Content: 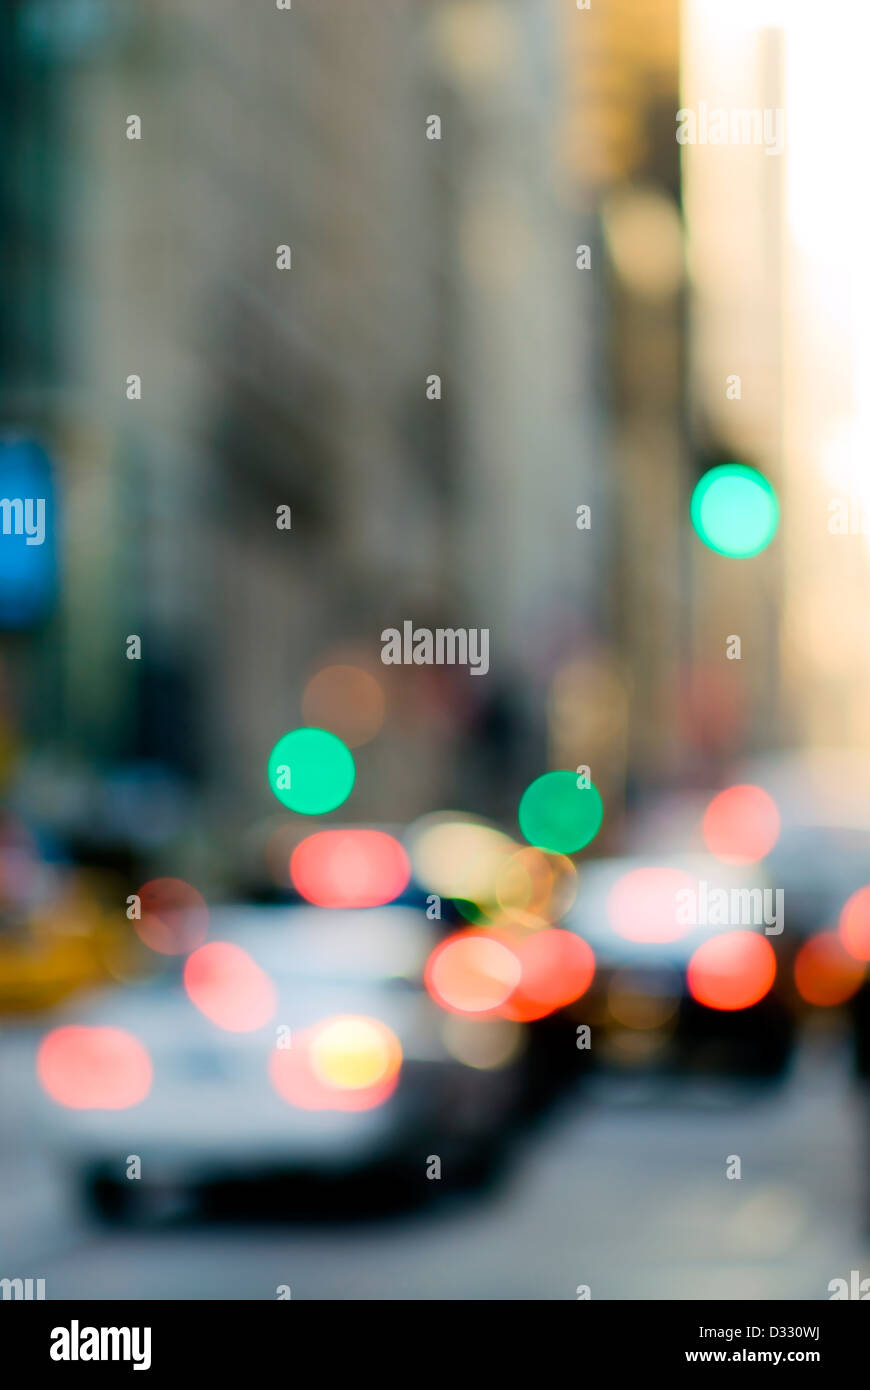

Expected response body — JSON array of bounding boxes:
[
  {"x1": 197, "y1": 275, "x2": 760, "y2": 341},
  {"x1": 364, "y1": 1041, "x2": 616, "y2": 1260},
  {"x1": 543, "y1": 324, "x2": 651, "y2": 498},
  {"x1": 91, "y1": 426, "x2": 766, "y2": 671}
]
[{"x1": 37, "y1": 906, "x2": 528, "y2": 1220}]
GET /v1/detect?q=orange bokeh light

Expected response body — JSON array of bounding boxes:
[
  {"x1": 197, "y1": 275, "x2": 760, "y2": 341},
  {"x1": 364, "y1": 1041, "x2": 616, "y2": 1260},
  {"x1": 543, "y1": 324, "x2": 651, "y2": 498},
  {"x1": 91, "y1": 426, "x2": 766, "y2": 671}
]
[
  {"x1": 424, "y1": 931, "x2": 522, "y2": 1015},
  {"x1": 687, "y1": 931, "x2": 776, "y2": 1011},
  {"x1": 702, "y1": 785, "x2": 780, "y2": 864},
  {"x1": 500, "y1": 929, "x2": 595, "y2": 1021},
  {"x1": 301, "y1": 664, "x2": 386, "y2": 748},
  {"x1": 184, "y1": 942, "x2": 276, "y2": 1032},
  {"x1": 494, "y1": 847, "x2": 578, "y2": 927},
  {"x1": 37, "y1": 1026, "x2": 152, "y2": 1109},
  {"x1": 794, "y1": 931, "x2": 865, "y2": 1006},
  {"x1": 839, "y1": 886, "x2": 870, "y2": 962},
  {"x1": 290, "y1": 829, "x2": 410, "y2": 908}
]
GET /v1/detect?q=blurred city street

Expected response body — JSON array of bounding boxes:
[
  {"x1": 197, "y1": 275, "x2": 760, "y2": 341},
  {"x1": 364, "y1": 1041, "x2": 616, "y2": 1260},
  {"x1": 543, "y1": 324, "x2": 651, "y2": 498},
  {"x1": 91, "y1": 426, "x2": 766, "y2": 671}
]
[
  {"x1": 3, "y1": 1020, "x2": 868, "y2": 1300},
  {"x1": 4, "y1": 0, "x2": 870, "y2": 1307}
]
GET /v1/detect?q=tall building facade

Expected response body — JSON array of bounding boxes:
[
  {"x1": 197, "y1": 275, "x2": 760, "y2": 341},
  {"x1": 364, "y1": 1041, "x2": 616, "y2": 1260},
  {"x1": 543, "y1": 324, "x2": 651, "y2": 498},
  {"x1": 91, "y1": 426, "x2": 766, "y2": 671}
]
[{"x1": 1, "y1": 0, "x2": 605, "y2": 876}]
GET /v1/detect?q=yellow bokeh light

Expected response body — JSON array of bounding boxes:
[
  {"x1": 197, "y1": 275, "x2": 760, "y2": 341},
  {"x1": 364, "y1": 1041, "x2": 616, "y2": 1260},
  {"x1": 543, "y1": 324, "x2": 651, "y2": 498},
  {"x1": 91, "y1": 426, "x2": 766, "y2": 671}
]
[
  {"x1": 406, "y1": 814, "x2": 516, "y2": 904},
  {"x1": 309, "y1": 1015, "x2": 402, "y2": 1092}
]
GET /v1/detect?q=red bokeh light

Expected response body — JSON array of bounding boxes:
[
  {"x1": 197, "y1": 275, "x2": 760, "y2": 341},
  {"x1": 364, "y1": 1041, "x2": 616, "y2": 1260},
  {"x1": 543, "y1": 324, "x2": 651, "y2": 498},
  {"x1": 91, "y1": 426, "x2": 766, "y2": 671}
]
[
  {"x1": 290, "y1": 829, "x2": 410, "y2": 908},
  {"x1": 500, "y1": 929, "x2": 595, "y2": 1021},
  {"x1": 839, "y1": 886, "x2": 870, "y2": 962},
  {"x1": 135, "y1": 877, "x2": 209, "y2": 955},
  {"x1": 37, "y1": 1026, "x2": 152, "y2": 1109},
  {"x1": 795, "y1": 931, "x2": 865, "y2": 1006},
  {"x1": 687, "y1": 930, "x2": 776, "y2": 1011},
  {"x1": 184, "y1": 942, "x2": 276, "y2": 1032},
  {"x1": 702, "y1": 785, "x2": 780, "y2": 864}
]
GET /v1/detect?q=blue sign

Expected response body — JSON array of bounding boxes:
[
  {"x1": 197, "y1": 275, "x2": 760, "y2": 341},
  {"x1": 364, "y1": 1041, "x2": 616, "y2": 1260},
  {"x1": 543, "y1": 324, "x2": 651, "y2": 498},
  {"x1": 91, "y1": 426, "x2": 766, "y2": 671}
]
[{"x1": 0, "y1": 438, "x2": 58, "y2": 628}]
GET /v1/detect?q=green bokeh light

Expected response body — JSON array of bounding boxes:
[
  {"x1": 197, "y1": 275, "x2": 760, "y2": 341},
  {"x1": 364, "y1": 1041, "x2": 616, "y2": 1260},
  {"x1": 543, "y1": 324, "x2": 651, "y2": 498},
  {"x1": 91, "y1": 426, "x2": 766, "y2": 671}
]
[
  {"x1": 267, "y1": 727, "x2": 355, "y2": 815},
  {"x1": 690, "y1": 464, "x2": 779, "y2": 558},
  {"x1": 518, "y1": 771, "x2": 603, "y2": 855}
]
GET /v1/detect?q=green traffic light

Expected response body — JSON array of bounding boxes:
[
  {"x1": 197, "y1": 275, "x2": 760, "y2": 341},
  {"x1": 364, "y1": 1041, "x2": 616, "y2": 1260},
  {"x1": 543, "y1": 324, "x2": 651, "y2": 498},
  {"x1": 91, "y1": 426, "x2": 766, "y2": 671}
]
[
  {"x1": 267, "y1": 727, "x2": 355, "y2": 814},
  {"x1": 518, "y1": 771, "x2": 603, "y2": 855},
  {"x1": 690, "y1": 464, "x2": 779, "y2": 558}
]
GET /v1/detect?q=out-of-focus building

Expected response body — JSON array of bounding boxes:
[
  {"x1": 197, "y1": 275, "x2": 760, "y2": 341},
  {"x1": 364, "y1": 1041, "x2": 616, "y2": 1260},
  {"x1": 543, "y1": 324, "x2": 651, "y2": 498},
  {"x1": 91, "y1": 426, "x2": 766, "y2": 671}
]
[
  {"x1": 684, "y1": 0, "x2": 870, "y2": 765},
  {"x1": 426, "y1": 1, "x2": 609, "y2": 822},
  {"x1": 775, "y1": 1, "x2": 870, "y2": 753},
  {"x1": 681, "y1": 1, "x2": 787, "y2": 775},
  {"x1": 556, "y1": 0, "x2": 683, "y2": 821},
  {"x1": 1, "y1": 0, "x2": 607, "y2": 875}
]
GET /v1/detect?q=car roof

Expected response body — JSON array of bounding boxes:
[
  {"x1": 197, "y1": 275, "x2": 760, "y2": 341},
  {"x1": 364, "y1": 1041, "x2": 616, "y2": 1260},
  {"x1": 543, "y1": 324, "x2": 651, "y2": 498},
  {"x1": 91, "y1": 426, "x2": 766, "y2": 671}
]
[
  {"x1": 205, "y1": 903, "x2": 437, "y2": 980},
  {"x1": 562, "y1": 854, "x2": 773, "y2": 966}
]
